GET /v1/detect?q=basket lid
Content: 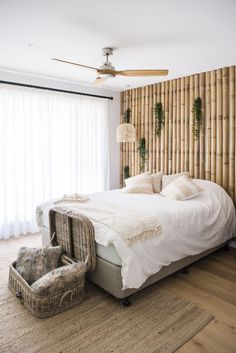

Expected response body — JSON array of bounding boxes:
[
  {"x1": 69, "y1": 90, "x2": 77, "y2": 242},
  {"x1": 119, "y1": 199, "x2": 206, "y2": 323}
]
[{"x1": 49, "y1": 207, "x2": 96, "y2": 272}]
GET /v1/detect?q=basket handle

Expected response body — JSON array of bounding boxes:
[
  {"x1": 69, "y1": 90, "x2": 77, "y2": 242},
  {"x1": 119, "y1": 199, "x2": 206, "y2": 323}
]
[
  {"x1": 59, "y1": 290, "x2": 73, "y2": 307},
  {"x1": 16, "y1": 291, "x2": 24, "y2": 303}
]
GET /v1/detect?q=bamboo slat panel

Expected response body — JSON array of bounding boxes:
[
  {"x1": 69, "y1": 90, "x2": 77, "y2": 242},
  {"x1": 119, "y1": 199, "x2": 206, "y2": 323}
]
[{"x1": 120, "y1": 65, "x2": 236, "y2": 204}]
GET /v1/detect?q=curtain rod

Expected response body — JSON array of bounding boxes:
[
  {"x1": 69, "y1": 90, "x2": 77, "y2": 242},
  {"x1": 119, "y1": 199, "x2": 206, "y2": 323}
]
[{"x1": 0, "y1": 80, "x2": 113, "y2": 100}]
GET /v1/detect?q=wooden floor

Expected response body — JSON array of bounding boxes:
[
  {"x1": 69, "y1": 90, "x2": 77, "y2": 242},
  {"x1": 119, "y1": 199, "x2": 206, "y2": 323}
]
[{"x1": 1, "y1": 234, "x2": 236, "y2": 353}]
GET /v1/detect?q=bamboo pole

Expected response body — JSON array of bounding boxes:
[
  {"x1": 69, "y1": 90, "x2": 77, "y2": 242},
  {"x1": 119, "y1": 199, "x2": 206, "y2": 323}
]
[
  {"x1": 210, "y1": 70, "x2": 216, "y2": 182},
  {"x1": 205, "y1": 72, "x2": 211, "y2": 180},
  {"x1": 199, "y1": 72, "x2": 205, "y2": 179},
  {"x1": 194, "y1": 74, "x2": 199, "y2": 178},
  {"x1": 131, "y1": 90, "x2": 135, "y2": 176},
  {"x1": 168, "y1": 80, "x2": 173, "y2": 174},
  {"x1": 184, "y1": 76, "x2": 189, "y2": 172},
  {"x1": 189, "y1": 75, "x2": 194, "y2": 178},
  {"x1": 222, "y1": 67, "x2": 229, "y2": 190},
  {"x1": 164, "y1": 81, "x2": 169, "y2": 174},
  {"x1": 152, "y1": 84, "x2": 157, "y2": 172},
  {"x1": 216, "y1": 69, "x2": 223, "y2": 185},
  {"x1": 120, "y1": 92, "x2": 124, "y2": 186},
  {"x1": 180, "y1": 77, "x2": 185, "y2": 172},
  {"x1": 144, "y1": 86, "x2": 149, "y2": 172},
  {"x1": 172, "y1": 79, "x2": 177, "y2": 173},
  {"x1": 149, "y1": 85, "x2": 153, "y2": 172},
  {"x1": 137, "y1": 87, "x2": 142, "y2": 173},
  {"x1": 160, "y1": 82, "x2": 165, "y2": 172},
  {"x1": 229, "y1": 66, "x2": 235, "y2": 199},
  {"x1": 134, "y1": 89, "x2": 137, "y2": 176},
  {"x1": 176, "y1": 78, "x2": 181, "y2": 173},
  {"x1": 156, "y1": 83, "x2": 161, "y2": 172}
]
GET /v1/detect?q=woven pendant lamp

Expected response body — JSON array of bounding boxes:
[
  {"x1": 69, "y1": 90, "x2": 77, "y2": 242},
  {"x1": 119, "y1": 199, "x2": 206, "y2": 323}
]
[{"x1": 116, "y1": 108, "x2": 136, "y2": 143}]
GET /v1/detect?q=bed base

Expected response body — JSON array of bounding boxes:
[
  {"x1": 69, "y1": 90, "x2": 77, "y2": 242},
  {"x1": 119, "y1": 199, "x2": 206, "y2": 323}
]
[
  {"x1": 88, "y1": 240, "x2": 230, "y2": 300},
  {"x1": 41, "y1": 225, "x2": 231, "y2": 302}
]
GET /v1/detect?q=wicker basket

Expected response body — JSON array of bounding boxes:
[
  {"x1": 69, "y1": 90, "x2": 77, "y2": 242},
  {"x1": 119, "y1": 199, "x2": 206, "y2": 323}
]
[{"x1": 8, "y1": 207, "x2": 96, "y2": 318}]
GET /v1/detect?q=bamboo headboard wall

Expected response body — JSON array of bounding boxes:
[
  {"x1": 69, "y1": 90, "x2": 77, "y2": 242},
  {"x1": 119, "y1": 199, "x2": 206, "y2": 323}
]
[{"x1": 120, "y1": 65, "x2": 236, "y2": 203}]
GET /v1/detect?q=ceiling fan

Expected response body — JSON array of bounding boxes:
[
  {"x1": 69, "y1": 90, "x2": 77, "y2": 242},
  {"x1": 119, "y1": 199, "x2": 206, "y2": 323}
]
[{"x1": 52, "y1": 48, "x2": 169, "y2": 85}]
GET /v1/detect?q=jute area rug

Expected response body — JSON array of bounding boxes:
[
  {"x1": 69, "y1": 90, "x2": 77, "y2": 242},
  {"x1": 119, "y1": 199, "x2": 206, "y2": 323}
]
[{"x1": 0, "y1": 252, "x2": 213, "y2": 353}]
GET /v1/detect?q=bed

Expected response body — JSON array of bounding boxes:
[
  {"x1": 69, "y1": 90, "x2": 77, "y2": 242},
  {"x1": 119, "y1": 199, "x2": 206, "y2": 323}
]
[{"x1": 37, "y1": 179, "x2": 236, "y2": 302}]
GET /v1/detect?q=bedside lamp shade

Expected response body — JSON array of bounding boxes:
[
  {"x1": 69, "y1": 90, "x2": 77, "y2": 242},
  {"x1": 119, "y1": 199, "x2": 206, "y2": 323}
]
[{"x1": 116, "y1": 123, "x2": 136, "y2": 142}]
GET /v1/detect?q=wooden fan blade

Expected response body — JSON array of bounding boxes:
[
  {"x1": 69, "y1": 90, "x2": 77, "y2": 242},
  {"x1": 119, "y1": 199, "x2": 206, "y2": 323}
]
[
  {"x1": 116, "y1": 69, "x2": 169, "y2": 77},
  {"x1": 51, "y1": 58, "x2": 98, "y2": 71},
  {"x1": 93, "y1": 77, "x2": 107, "y2": 86}
]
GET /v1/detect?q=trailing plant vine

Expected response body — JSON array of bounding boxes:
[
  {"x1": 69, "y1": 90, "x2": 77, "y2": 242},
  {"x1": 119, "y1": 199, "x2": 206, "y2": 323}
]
[
  {"x1": 138, "y1": 137, "x2": 148, "y2": 172},
  {"x1": 123, "y1": 108, "x2": 131, "y2": 123},
  {"x1": 124, "y1": 165, "x2": 130, "y2": 180},
  {"x1": 154, "y1": 102, "x2": 165, "y2": 137},
  {"x1": 192, "y1": 97, "x2": 202, "y2": 141}
]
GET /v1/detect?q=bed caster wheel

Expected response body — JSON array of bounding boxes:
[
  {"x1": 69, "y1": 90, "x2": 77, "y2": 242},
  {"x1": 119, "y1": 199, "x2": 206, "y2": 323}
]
[
  {"x1": 122, "y1": 298, "x2": 131, "y2": 307},
  {"x1": 182, "y1": 268, "x2": 189, "y2": 275}
]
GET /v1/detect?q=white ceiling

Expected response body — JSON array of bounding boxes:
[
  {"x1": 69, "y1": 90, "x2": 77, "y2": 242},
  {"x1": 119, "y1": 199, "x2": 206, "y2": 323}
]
[{"x1": 0, "y1": 0, "x2": 235, "y2": 91}]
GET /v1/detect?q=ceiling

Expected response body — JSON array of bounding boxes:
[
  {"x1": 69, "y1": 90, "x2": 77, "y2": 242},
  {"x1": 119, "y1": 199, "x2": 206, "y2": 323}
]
[{"x1": 0, "y1": 0, "x2": 235, "y2": 91}]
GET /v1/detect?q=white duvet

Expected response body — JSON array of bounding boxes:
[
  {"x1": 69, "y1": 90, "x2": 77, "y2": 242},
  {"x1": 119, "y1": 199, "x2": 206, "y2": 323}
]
[{"x1": 37, "y1": 180, "x2": 235, "y2": 290}]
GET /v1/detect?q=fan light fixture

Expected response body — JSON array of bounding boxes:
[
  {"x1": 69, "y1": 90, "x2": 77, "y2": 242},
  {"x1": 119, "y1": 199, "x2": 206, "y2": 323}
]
[{"x1": 51, "y1": 47, "x2": 169, "y2": 86}]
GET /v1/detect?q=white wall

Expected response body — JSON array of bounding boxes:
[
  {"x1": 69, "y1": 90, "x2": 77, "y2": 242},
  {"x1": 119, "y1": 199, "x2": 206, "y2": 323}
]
[{"x1": 0, "y1": 70, "x2": 120, "y2": 189}]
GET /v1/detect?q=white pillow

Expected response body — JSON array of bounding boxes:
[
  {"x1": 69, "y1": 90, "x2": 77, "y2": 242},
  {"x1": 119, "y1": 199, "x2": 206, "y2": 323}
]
[
  {"x1": 162, "y1": 172, "x2": 189, "y2": 190},
  {"x1": 124, "y1": 175, "x2": 153, "y2": 194},
  {"x1": 125, "y1": 172, "x2": 151, "y2": 186},
  {"x1": 151, "y1": 172, "x2": 163, "y2": 193},
  {"x1": 125, "y1": 172, "x2": 162, "y2": 193},
  {"x1": 160, "y1": 175, "x2": 204, "y2": 201}
]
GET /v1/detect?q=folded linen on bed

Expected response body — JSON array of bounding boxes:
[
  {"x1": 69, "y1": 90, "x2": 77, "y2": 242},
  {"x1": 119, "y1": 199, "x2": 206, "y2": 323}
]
[{"x1": 54, "y1": 193, "x2": 89, "y2": 203}]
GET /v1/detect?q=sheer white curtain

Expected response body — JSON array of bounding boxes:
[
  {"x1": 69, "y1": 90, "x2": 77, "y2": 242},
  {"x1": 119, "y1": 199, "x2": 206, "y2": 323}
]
[{"x1": 0, "y1": 84, "x2": 109, "y2": 239}]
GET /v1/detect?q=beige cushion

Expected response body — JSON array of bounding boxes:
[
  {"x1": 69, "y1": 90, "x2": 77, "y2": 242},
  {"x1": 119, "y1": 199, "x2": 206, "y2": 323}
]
[
  {"x1": 162, "y1": 172, "x2": 189, "y2": 190},
  {"x1": 151, "y1": 172, "x2": 163, "y2": 193},
  {"x1": 160, "y1": 175, "x2": 204, "y2": 201},
  {"x1": 124, "y1": 174, "x2": 153, "y2": 194},
  {"x1": 125, "y1": 172, "x2": 162, "y2": 193},
  {"x1": 31, "y1": 262, "x2": 86, "y2": 297}
]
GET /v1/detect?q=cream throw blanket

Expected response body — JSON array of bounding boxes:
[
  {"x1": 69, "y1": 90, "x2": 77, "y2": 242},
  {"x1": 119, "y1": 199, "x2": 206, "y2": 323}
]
[
  {"x1": 37, "y1": 194, "x2": 162, "y2": 246},
  {"x1": 56, "y1": 199, "x2": 161, "y2": 246}
]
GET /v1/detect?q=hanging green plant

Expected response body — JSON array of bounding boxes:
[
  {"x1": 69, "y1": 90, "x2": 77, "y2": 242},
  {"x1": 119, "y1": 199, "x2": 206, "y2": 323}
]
[
  {"x1": 123, "y1": 108, "x2": 131, "y2": 123},
  {"x1": 124, "y1": 165, "x2": 130, "y2": 180},
  {"x1": 154, "y1": 102, "x2": 165, "y2": 137},
  {"x1": 138, "y1": 137, "x2": 148, "y2": 172},
  {"x1": 192, "y1": 97, "x2": 202, "y2": 141}
]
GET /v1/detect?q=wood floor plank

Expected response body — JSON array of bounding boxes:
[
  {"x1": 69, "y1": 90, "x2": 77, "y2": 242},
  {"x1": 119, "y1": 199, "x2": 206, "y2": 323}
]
[
  {"x1": 195, "y1": 258, "x2": 236, "y2": 283},
  {"x1": 161, "y1": 275, "x2": 236, "y2": 328},
  {"x1": 178, "y1": 267, "x2": 236, "y2": 305}
]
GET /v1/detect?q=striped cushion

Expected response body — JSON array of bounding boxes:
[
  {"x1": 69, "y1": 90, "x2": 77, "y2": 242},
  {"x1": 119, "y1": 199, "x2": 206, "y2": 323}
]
[
  {"x1": 124, "y1": 175, "x2": 153, "y2": 194},
  {"x1": 162, "y1": 172, "x2": 189, "y2": 190},
  {"x1": 160, "y1": 175, "x2": 204, "y2": 200}
]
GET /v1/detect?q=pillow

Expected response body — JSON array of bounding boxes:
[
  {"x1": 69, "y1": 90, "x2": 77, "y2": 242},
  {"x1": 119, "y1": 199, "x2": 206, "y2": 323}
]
[
  {"x1": 124, "y1": 175, "x2": 153, "y2": 194},
  {"x1": 162, "y1": 172, "x2": 189, "y2": 190},
  {"x1": 160, "y1": 175, "x2": 204, "y2": 201},
  {"x1": 151, "y1": 172, "x2": 163, "y2": 193},
  {"x1": 15, "y1": 246, "x2": 63, "y2": 285},
  {"x1": 125, "y1": 172, "x2": 151, "y2": 185},
  {"x1": 31, "y1": 262, "x2": 86, "y2": 297}
]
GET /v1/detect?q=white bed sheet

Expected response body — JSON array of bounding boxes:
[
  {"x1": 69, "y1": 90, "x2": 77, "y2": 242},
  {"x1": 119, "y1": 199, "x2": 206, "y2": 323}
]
[{"x1": 37, "y1": 180, "x2": 235, "y2": 290}]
